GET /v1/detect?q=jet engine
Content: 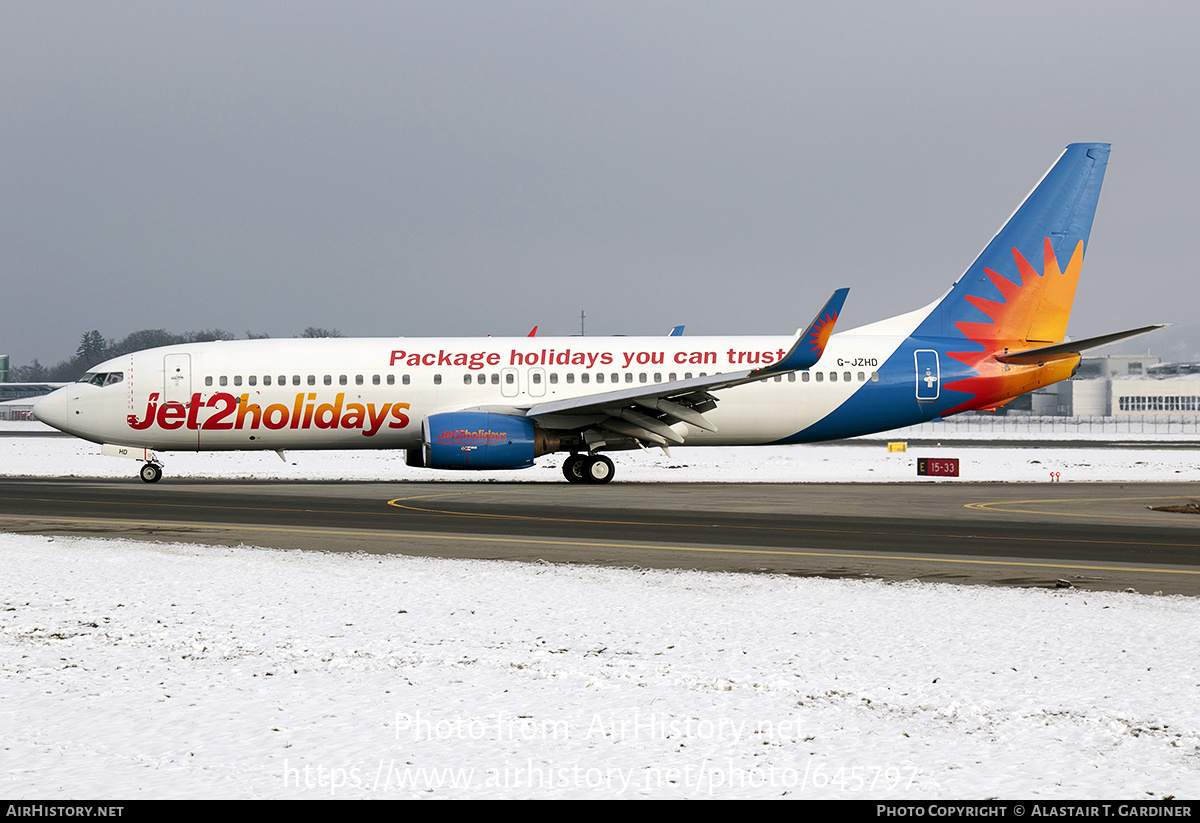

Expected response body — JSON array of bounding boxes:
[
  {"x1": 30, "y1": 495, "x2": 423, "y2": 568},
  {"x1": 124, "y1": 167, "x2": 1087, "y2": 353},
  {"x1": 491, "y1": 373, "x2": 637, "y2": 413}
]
[{"x1": 420, "y1": 412, "x2": 559, "y2": 470}]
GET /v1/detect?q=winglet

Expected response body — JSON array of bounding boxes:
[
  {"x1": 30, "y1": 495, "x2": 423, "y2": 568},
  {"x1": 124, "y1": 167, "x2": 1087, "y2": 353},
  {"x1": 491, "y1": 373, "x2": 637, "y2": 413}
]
[
  {"x1": 759, "y1": 288, "x2": 849, "y2": 375},
  {"x1": 668, "y1": 325, "x2": 685, "y2": 337}
]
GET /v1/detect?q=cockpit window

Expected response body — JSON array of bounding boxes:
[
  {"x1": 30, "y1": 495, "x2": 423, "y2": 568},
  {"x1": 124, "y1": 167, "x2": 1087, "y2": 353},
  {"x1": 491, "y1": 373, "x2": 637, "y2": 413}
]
[{"x1": 77, "y1": 372, "x2": 124, "y2": 387}]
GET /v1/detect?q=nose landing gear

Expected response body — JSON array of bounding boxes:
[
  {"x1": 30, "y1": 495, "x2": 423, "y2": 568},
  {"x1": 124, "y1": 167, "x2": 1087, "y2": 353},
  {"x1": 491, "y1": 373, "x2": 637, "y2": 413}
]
[{"x1": 139, "y1": 462, "x2": 163, "y2": 483}]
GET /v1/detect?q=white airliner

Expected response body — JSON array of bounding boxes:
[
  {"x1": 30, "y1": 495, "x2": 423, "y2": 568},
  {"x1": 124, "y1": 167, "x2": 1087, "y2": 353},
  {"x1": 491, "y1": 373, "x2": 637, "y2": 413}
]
[{"x1": 34, "y1": 144, "x2": 1159, "y2": 483}]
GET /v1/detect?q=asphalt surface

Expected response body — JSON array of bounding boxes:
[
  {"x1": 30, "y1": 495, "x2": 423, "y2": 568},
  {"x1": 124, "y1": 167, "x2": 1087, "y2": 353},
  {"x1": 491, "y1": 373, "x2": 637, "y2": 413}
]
[{"x1": 2, "y1": 478, "x2": 1199, "y2": 594}]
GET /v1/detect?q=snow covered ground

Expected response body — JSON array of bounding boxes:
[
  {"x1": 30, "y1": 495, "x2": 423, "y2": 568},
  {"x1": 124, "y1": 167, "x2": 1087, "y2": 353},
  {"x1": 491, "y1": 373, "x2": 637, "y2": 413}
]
[
  {"x1": 3, "y1": 423, "x2": 1200, "y2": 798},
  {"x1": 3, "y1": 534, "x2": 1199, "y2": 799}
]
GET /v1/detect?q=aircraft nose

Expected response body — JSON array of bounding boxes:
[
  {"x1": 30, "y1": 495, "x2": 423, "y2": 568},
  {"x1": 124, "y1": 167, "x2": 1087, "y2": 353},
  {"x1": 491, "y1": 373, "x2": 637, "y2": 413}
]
[{"x1": 32, "y1": 387, "x2": 69, "y2": 430}]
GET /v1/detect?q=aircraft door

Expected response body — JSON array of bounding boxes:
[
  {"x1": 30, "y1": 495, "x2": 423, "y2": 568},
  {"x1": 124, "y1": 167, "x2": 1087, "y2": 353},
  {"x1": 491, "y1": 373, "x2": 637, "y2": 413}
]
[
  {"x1": 914, "y1": 350, "x2": 940, "y2": 402},
  {"x1": 528, "y1": 367, "x2": 546, "y2": 397},
  {"x1": 163, "y1": 354, "x2": 191, "y2": 404}
]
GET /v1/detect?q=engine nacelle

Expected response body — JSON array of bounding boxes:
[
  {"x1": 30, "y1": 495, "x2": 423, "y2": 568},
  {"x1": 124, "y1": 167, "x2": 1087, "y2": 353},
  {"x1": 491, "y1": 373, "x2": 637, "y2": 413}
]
[{"x1": 423, "y1": 412, "x2": 557, "y2": 470}]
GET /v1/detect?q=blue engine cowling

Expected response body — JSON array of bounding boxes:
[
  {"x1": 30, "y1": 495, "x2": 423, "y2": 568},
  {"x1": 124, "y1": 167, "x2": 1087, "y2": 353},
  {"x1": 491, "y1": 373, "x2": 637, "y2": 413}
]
[{"x1": 423, "y1": 412, "x2": 543, "y2": 470}]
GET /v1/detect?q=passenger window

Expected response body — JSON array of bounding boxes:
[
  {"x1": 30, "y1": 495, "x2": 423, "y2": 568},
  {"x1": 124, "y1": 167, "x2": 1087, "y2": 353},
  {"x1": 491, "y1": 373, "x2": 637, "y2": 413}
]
[
  {"x1": 434, "y1": 374, "x2": 442, "y2": 385},
  {"x1": 293, "y1": 375, "x2": 301, "y2": 386},
  {"x1": 844, "y1": 372, "x2": 851, "y2": 382},
  {"x1": 205, "y1": 376, "x2": 214, "y2": 387},
  {"x1": 549, "y1": 373, "x2": 558, "y2": 384},
  {"x1": 581, "y1": 373, "x2": 589, "y2": 384},
  {"x1": 339, "y1": 375, "x2": 347, "y2": 386},
  {"x1": 323, "y1": 375, "x2": 332, "y2": 386},
  {"x1": 858, "y1": 372, "x2": 865, "y2": 382},
  {"x1": 220, "y1": 376, "x2": 228, "y2": 387},
  {"x1": 372, "y1": 375, "x2": 380, "y2": 385},
  {"x1": 532, "y1": 373, "x2": 542, "y2": 384},
  {"x1": 505, "y1": 373, "x2": 514, "y2": 384},
  {"x1": 355, "y1": 375, "x2": 363, "y2": 385},
  {"x1": 463, "y1": 374, "x2": 472, "y2": 385},
  {"x1": 477, "y1": 374, "x2": 486, "y2": 384},
  {"x1": 871, "y1": 372, "x2": 879, "y2": 382},
  {"x1": 233, "y1": 375, "x2": 242, "y2": 386},
  {"x1": 491, "y1": 374, "x2": 499, "y2": 385},
  {"x1": 566, "y1": 373, "x2": 575, "y2": 384},
  {"x1": 802, "y1": 372, "x2": 810, "y2": 382},
  {"x1": 248, "y1": 375, "x2": 257, "y2": 386},
  {"x1": 638, "y1": 373, "x2": 646, "y2": 383},
  {"x1": 596, "y1": 373, "x2": 605, "y2": 384},
  {"x1": 816, "y1": 372, "x2": 824, "y2": 382},
  {"x1": 788, "y1": 373, "x2": 796, "y2": 382},
  {"x1": 264, "y1": 375, "x2": 272, "y2": 386}
]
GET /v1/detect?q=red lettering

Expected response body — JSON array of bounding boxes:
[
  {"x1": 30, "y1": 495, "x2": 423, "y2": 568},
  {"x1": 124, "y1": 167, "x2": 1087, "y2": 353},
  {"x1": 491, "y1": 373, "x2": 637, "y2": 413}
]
[
  {"x1": 236, "y1": 395, "x2": 262, "y2": 429},
  {"x1": 157, "y1": 401, "x2": 186, "y2": 430},
  {"x1": 364, "y1": 403, "x2": 393, "y2": 436},
  {"x1": 128, "y1": 393, "x2": 160, "y2": 430},
  {"x1": 262, "y1": 404, "x2": 290, "y2": 430},
  {"x1": 314, "y1": 393, "x2": 344, "y2": 429},
  {"x1": 202, "y1": 393, "x2": 237, "y2": 430},
  {"x1": 186, "y1": 393, "x2": 202, "y2": 429},
  {"x1": 388, "y1": 402, "x2": 410, "y2": 429}
]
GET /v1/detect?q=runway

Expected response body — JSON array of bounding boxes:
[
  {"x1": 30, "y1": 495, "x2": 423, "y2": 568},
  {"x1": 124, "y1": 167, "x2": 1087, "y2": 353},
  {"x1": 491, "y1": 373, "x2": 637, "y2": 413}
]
[{"x1": 3, "y1": 478, "x2": 1200, "y2": 594}]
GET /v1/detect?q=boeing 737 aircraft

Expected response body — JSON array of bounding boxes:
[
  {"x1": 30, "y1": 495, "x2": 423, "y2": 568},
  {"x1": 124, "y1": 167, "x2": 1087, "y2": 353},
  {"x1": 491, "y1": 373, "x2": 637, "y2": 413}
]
[{"x1": 34, "y1": 143, "x2": 1159, "y2": 483}]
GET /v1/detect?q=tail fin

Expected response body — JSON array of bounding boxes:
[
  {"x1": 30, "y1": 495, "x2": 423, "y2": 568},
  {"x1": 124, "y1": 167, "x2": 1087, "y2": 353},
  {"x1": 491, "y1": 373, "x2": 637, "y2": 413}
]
[{"x1": 921, "y1": 143, "x2": 1109, "y2": 347}]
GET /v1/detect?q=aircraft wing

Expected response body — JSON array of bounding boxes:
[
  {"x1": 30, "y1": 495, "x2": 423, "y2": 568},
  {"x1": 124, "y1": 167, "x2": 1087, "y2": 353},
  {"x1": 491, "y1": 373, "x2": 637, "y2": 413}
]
[{"x1": 520, "y1": 289, "x2": 849, "y2": 447}]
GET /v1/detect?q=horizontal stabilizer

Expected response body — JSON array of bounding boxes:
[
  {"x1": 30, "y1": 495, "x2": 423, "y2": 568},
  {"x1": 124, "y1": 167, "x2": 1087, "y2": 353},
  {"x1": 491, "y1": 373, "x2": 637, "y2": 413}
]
[{"x1": 995, "y1": 324, "x2": 1166, "y2": 365}]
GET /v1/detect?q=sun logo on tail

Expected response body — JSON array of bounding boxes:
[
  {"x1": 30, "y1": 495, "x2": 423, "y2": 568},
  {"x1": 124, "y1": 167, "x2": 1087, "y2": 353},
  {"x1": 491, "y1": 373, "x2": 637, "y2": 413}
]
[
  {"x1": 806, "y1": 310, "x2": 839, "y2": 356},
  {"x1": 942, "y1": 239, "x2": 1084, "y2": 413}
]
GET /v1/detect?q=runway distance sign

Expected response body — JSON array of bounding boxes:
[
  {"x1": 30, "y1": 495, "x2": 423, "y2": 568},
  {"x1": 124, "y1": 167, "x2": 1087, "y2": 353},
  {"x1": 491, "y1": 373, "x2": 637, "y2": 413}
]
[{"x1": 917, "y1": 457, "x2": 960, "y2": 477}]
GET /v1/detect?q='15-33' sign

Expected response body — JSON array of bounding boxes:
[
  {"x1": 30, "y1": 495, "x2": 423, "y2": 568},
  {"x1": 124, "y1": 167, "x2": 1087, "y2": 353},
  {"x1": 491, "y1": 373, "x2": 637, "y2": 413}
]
[{"x1": 917, "y1": 457, "x2": 959, "y2": 477}]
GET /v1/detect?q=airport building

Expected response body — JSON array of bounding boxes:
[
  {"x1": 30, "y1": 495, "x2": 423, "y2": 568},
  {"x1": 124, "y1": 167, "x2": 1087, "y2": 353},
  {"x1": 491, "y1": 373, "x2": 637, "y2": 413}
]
[
  {"x1": 0, "y1": 356, "x2": 67, "y2": 420},
  {"x1": 1017, "y1": 354, "x2": 1200, "y2": 419}
]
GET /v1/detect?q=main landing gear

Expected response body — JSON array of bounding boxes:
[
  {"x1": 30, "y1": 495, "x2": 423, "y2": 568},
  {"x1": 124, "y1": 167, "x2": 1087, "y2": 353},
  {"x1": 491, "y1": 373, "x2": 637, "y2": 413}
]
[
  {"x1": 562, "y1": 453, "x2": 615, "y2": 484},
  {"x1": 139, "y1": 462, "x2": 163, "y2": 484}
]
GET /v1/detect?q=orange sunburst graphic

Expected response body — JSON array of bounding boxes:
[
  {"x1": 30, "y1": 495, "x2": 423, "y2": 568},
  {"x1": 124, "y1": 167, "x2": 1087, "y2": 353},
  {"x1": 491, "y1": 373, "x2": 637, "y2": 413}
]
[
  {"x1": 942, "y1": 239, "x2": 1083, "y2": 414},
  {"x1": 806, "y1": 311, "x2": 838, "y2": 355}
]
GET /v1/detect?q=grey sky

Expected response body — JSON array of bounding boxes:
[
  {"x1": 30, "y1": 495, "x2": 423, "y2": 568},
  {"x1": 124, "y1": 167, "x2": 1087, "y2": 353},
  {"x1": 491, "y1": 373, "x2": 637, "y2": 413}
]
[{"x1": 3, "y1": 1, "x2": 1198, "y2": 368}]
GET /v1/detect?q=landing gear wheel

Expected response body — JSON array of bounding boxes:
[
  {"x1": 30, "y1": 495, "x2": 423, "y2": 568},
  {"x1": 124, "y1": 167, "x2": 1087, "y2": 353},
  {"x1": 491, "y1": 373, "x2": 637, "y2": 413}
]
[
  {"x1": 562, "y1": 454, "x2": 588, "y2": 483},
  {"x1": 583, "y1": 455, "x2": 615, "y2": 485},
  {"x1": 139, "y1": 462, "x2": 162, "y2": 484}
]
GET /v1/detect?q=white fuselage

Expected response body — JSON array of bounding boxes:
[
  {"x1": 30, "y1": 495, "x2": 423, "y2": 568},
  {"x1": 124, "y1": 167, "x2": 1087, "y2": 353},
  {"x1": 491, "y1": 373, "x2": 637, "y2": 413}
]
[{"x1": 36, "y1": 328, "x2": 915, "y2": 453}]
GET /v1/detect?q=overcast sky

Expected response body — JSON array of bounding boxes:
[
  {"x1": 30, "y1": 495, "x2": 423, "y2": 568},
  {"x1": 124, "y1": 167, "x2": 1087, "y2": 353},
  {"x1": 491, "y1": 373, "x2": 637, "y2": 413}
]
[{"x1": 3, "y1": 1, "x2": 1198, "y2": 368}]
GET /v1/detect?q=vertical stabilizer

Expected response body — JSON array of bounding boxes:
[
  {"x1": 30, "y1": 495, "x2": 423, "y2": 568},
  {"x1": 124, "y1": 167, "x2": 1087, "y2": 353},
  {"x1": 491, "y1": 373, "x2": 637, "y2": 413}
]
[{"x1": 920, "y1": 143, "x2": 1109, "y2": 346}]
